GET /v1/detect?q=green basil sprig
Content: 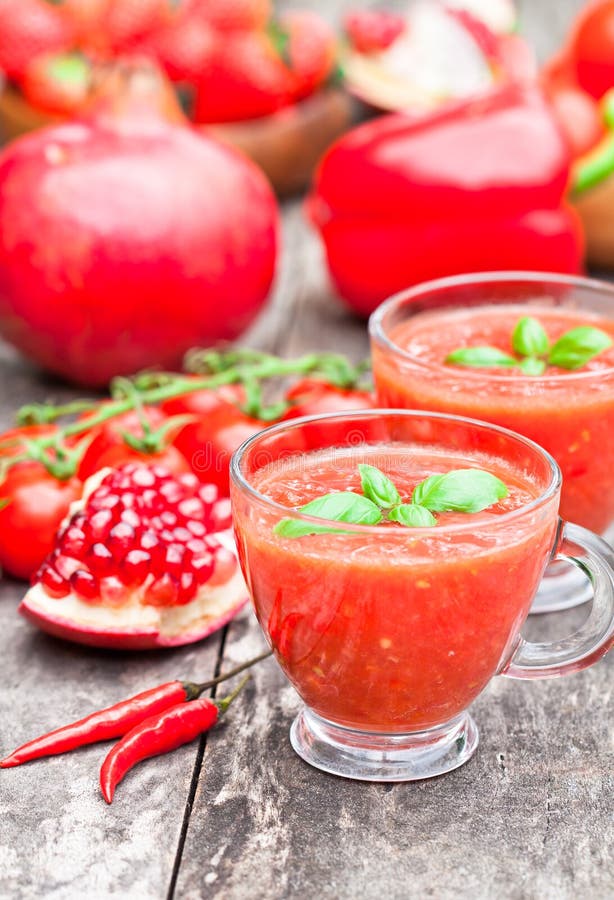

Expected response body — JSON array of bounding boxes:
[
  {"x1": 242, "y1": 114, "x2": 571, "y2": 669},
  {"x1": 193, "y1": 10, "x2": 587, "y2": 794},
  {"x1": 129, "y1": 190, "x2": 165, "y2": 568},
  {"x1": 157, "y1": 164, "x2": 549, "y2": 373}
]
[
  {"x1": 274, "y1": 465, "x2": 508, "y2": 537},
  {"x1": 445, "y1": 315, "x2": 612, "y2": 375}
]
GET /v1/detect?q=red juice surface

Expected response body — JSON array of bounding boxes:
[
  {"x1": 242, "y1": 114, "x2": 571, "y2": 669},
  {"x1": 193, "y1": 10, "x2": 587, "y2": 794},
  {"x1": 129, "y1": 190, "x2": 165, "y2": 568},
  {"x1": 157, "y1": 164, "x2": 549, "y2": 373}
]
[
  {"x1": 373, "y1": 305, "x2": 614, "y2": 533},
  {"x1": 233, "y1": 445, "x2": 557, "y2": 732}
]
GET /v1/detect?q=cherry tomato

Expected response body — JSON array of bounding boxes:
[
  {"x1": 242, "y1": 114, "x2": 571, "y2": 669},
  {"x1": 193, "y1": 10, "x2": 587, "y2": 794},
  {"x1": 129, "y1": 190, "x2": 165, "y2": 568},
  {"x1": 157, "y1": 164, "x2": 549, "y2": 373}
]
[
  {"x1": 0, "y1": 426, "x2": 82, "y2": 581},
  {"x1": 162, "y1": 388, "x2": 263, "y2": 496},
  {"x1": 78, "y1": 406, "x2": 190, "y2": 481},
  {"x1": 281, "y1": 379, "x2": 380, "y2": 450},
  {"x1": 570, "y1": 1, "x2": 614, "y2": 99},
  {"x1": 282, "y1": 379, "x2": 376, "y2": 419}
]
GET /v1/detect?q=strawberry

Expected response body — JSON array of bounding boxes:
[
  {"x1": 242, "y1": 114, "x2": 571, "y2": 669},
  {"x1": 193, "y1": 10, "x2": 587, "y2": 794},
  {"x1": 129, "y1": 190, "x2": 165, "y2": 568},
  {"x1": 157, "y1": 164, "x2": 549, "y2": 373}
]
[
  {"x1": 58, "y1": 0, "x2": 110, "y2": 48},
  {"x1": 142, "y1": 8, "x2": 216, "y2": 83},
  {"x1": 193, "y1": 11, "x2": 337, "y2": 123},
  {"x1": 103, "y1": 0, "x2": 180, "y2": 54},
  {"x1": 21, "y1": 51, "x2": 91, "y2": 117},
  {"x1": 194, "y1": 0, "x2": 271, "y2": 33},
  {"x1": 0, "y1": 0, "x2": 75, "y2": 81},
  {"x1": 20, "y1": 463, "x2": 248, "y2": 650},
  {"x1": 344, "y1": 9, "x2": 406, "y2": 54},
  {"x1": 280, "y1": 10, "x2": 337, "y2": 102},
  {"x1": 193, "y1": 29, "x2": 293, "y2": 123}
]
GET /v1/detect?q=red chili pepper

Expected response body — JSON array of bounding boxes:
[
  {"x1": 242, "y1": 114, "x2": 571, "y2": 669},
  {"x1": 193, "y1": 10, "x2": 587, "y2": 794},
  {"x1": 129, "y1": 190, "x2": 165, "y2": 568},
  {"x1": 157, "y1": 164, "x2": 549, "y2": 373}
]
[
  {"x1": 100, "y1": 677, "x2": 248, "y2": 804},
  {"x1": 0, "y1": 651, "x2": 270, "y2": 768},
  {"x1": 0, "y1": 682, "x2": 190, "y2": 769},
  {"x1": 308, "y1": 84, "x2": 584, "y2": 317}
]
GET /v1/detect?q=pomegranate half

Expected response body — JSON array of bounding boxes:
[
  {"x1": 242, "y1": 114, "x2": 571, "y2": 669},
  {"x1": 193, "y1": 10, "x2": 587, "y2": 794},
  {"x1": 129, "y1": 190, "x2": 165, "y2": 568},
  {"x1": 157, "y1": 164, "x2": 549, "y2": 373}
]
[
  {"x1": 19, "y1": 463, "x2": 249, "y2": 649},
  {"x1": 0, "y1": 61, "x2": 279, "y2": 387}
]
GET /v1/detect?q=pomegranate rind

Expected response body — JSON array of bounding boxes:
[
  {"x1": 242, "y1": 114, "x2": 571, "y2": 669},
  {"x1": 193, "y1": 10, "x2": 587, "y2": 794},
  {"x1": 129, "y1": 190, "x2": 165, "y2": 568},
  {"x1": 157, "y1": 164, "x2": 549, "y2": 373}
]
[
  {"x1": 19, "y1": 582, "x2": 248, "y2": 650},
  {"x1": 19, "y1": 466, "x2": 249, "y2": 649}
]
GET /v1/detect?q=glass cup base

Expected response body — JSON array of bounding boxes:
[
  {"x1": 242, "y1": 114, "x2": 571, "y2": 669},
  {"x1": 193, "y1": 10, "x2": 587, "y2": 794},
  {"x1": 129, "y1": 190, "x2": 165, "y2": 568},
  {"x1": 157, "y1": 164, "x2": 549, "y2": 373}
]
[
  {"x1": 531, "y1": 560, "x2": 593, "y2": 614},
  {"x1": 289, "y1": 708, "x2": 479, "y2": 782}
]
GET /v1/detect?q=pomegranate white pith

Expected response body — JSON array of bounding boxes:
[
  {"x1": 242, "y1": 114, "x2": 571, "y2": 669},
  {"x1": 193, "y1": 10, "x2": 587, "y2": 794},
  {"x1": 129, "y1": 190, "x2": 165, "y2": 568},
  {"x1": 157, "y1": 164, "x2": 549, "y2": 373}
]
[{"x1": 19, "y1": 464, "x2": 248, "y2": 649}]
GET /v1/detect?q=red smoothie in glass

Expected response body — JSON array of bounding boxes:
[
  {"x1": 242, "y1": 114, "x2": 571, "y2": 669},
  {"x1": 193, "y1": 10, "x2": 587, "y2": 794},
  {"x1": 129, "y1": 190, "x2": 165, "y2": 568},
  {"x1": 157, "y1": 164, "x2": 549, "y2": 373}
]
[
  {"x1": 235, "y1": 445, "x2": 557, "y2": 733},
  {"x1": 372, "y1": 305, "x2": 614, "y2": 534}
]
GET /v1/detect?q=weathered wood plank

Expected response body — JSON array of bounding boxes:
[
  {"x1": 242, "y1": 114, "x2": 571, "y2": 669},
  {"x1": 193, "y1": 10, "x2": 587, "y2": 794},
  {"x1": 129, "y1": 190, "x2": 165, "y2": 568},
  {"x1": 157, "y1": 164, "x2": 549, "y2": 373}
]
[
  {"x1": 0, "y1": 1, "x2": 606, "y2": 898},
  {"x1": 174, "y1": 605, "x2": 613, "y2": 900}
]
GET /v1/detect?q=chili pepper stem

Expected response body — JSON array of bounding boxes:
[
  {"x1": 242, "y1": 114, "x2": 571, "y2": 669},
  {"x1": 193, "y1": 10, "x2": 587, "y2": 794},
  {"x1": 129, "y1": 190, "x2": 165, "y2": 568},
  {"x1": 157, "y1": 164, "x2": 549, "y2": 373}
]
[
  {"x1": 184, "y1": 649, "x2": 272, "y2": 699},
  {"x1": 215, "y1": 674, "x2": 251, "y2": 715}
]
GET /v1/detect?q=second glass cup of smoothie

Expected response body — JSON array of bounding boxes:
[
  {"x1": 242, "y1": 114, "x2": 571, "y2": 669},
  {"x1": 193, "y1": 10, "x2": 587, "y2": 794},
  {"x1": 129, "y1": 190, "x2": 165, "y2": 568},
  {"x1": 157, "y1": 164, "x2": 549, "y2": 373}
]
[{"x1": 369, "y1": 272, "x2": 614, "y2": 612}]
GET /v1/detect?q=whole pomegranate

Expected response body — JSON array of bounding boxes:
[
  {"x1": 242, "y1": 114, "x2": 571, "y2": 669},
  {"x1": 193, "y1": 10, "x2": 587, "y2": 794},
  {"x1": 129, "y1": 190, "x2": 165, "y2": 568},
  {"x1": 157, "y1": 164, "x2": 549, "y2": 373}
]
[{"x1": 0, "y1": 61, "x2": 279, "y2": 387}]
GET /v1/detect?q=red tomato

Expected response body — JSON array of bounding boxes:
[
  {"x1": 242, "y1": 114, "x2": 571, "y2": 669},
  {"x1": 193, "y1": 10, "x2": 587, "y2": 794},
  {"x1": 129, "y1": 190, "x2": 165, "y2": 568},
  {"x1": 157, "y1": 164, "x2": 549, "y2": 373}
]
[
  {"x1": 282, "y1": 379, "x2": 376, "y2": 419},
  {"x1": 0, "y1": 426, "x2": 82, "y2": 581},
  {"x1": 281, "y1": 380, "x2": 379, "y2": 451},
  {"x1": 21, "y1": 52, "x2": 91, "y2": 117},
  {"x1": 571, "y1": 1, "x2": 614, "y2": 99},
  {"x1": 78, "y1": 406, "x2": 190, "y2": 481},
  {"x1": 162, "y1": 387, "x2": 263, "y2": 496}
]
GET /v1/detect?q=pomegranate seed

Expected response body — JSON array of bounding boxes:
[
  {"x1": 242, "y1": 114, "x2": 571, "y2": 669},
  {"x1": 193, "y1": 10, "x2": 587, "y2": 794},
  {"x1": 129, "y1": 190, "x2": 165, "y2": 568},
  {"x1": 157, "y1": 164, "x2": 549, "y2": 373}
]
[
  {"x1": 131, "y1": 467, "x2": 156, "y2": 488},
  {"x1": 177, "y1": 571, "x2": 197, "y2": 604},
  {"x1": 178, "y1": 497, "x2": 204, "y2": 520},
  {"x1": 208, "y1": 547, "x2": 237, "y2": 586},
  {"x1": 120, "y1": 492, "x2": 136, "y2": 509},
  {"x1": 60, "y1": 526, "x2": 87, "y2": 558},
  {"x1": 100, "y1": 576, "x2": 126, "y2": 606},
  {"x1": 108, "y1": 522, "x2": 135, "y2": 558},
  {"x1": 114, "y1": 475, "x2": 133, "y2": 491},
  {"x1": 54, "y1": 553, "x2": 82, "y2": 581},
  {"x1": 86, "y1": 509, "x2": 114, "y2": 542},
  {"x1": 179, "y1": 472, "x2": 199, "y2": 490},
  {"x1": 211, "y1": 498, "x2": 231, "y2": 530},
  {"x1": 172, "y1": 527, "x2": 192, "y2": 544},
  {"x1": 159, "y1": 481, "x2": 183, "y2": 503},
  {"x1": 120, "y1": 508, "x2": 140, "y2": 529},
  {"x1": 140, "y1": 489, "x2": 158, "y2": 508},
  {"x1": 186, "y1": 538, "x2": 207, "y2": 557},
  {"x1": 147, "y1": 573, "x2": 179, "y2": 607},
  {"x1": 151, "y1": 465, "x2": 172, "y2": 480},
  {"x1": 41, "y1": 565, "x2": 70, "y2": 598},
  {"x1": 186, "y1": 520, "x2": 206, "y2": 537},
  {"x1": 160, "y1": 510, "x2": 177, "y2": 527},
  {"x1": 90, "y1": 494, "x2": 121, "y2": 513},
  {"x1": 164, "y1": 544, "x2": 185, "y2": 577},
  {"x1": 191, "y1": 552, "x2": 214, "y2": 584},
  {"x1": 71, "y1": 570, "x2": 99, "y2": 602},
  {"x1": 86, "y1": 543, "x2": 114, "y2": 576},
  {"x1": 198, "y1": 484, "x2": 219, "y2": 505},
  {"x1": 121, "y1": 549, "x2": 151, "y2": 585}
]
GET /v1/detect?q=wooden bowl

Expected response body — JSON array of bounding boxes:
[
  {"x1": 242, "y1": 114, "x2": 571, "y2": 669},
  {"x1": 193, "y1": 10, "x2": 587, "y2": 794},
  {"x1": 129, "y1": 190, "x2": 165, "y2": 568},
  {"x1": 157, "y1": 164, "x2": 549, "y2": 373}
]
[{"x1": 0, "y1": 83, "x2": 356, "y2": 196}]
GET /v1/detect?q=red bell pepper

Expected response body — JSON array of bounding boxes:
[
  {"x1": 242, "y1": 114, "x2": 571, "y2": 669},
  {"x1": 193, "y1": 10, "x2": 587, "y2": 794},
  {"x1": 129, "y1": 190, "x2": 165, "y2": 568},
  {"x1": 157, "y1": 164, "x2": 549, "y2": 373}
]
[{"x1": 308, "y1": 84, "x2": 584, "y2": 317}]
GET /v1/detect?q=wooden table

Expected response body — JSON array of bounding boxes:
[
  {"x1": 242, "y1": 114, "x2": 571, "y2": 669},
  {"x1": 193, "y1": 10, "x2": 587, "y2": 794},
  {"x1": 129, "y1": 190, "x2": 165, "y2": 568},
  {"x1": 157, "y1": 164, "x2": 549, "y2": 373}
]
[{"x1": 1, "y1": 2, "x2": 612, "y2": 898}]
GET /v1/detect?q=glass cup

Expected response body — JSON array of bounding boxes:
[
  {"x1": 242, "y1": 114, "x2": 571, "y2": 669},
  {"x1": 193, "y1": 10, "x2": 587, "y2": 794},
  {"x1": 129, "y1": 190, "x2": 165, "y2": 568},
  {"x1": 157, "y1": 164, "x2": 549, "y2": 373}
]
[
  {"x1": 230, "y1": 410, "x2": 614, "y2": 782},
  {"x1": 369, "y1": 272, "x2": 614, "y2": 613}
]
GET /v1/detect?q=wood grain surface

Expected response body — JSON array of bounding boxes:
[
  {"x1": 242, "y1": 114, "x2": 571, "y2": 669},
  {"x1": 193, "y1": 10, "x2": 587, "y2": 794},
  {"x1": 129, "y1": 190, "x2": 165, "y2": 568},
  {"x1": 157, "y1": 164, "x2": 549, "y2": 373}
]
[{"x1": 1, "y1": 2, "x2": 611, "y2": 899}]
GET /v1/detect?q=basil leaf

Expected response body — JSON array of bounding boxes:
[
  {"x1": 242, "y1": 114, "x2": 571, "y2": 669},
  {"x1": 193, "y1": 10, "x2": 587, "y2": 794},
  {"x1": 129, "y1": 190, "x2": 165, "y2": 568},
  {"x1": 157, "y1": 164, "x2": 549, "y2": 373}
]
[
  {"x1": 512, "y1": 316, "x2": 550, "y2": 358},
  {"x1": 519, "y1": 356, "x2": 547, "y2": 376},
  {"x1": 412, "y1": 469, "x2": 508, "y2": 513},
  {"x1": 359, "y1": 464, "x2": 401, "y2": 509},
  {"x1": 274, "y1": 492, "x2": 382, "y2": 538},
  {"x1": 445, "y1": 347, "x2": 518, "y2": 368},
  {"x1": 388, "y1": 504, "x2": 436, "y2": 527},
  {"x1": 548, "y1": 326, "x2": 613, "y2": 370}
]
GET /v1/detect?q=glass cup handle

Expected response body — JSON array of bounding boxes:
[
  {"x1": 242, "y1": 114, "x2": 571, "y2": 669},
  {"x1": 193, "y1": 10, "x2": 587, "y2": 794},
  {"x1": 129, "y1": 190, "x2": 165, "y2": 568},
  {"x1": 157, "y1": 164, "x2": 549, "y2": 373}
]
[{"x1": 501, "y1": 521, "x2": 614, "y2": 679}]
